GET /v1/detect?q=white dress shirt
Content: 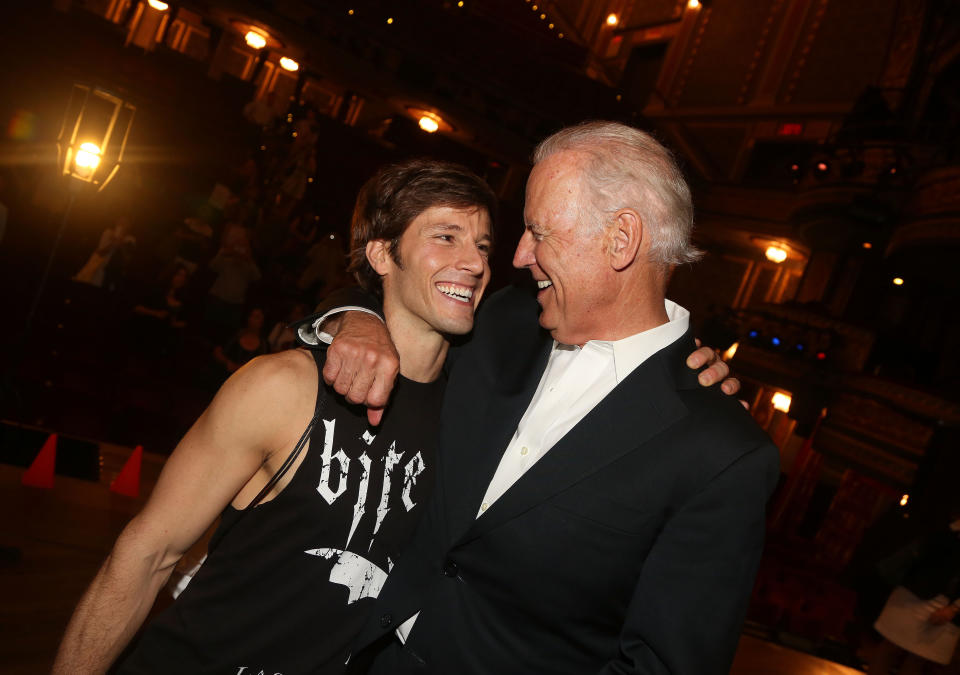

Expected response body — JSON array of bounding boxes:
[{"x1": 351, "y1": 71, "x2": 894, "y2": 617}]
[
  {"x1": 477, "y1": 300, "x2": 690, "y2": 515},
  {"x1": 397, "y1": 300, "x2": 690, "y2": 642}
]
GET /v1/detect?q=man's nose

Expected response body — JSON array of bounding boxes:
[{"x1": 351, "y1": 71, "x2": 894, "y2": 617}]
[
  {"x1": 458, "y1": 243, "x2": 485, "y2": 275},
  {"x1": 513, "y1": 230, "x2": 534, "y2": 269}
]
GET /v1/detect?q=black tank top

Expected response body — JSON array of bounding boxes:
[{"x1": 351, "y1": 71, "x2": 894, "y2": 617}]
[{"x1": 120, "y1": 349, "x2": 444, "y2": 674}]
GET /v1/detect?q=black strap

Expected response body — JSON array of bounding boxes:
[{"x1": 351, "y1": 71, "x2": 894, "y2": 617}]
[
  {"x1": 247, "y1": 350, "x2": 329, "y2": 510},
  {"x1": 247, "y1": 408, "x2": 320, "y2": 510}
]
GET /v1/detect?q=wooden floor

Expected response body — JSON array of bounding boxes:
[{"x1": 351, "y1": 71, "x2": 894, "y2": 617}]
[{"x1": 1, "y1": 449, "x2": 866, "y2": 674}]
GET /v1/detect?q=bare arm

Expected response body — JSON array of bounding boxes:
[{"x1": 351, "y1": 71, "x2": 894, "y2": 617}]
[{"x1": 52, "y1": 353, "x2": 311, "y2": 672}]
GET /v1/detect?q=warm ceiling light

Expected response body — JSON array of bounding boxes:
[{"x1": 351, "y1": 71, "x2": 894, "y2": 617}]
[
  {"x1": 147, "y1": 0, "x2": 169, "y2": 10},
  {"x1": 862, "y1": 241, "x2": 873, "y2": 249},
  {"x1": 606, "y1": 13, "x2": 619, "y2": 26},
  {"x1": 387, "y1": 17, "x2": 394, "y2": 24},
  {"x1": 458, "y1": 0, "x2": 464, "y2": 5},
  {"x1": 548, "y1": 23, "x2": 554, "y2": 29},
  {"x1": 279, "y1": 57, "x2": 299, "y2": 72},
  {"x1": 893, "y1": 277, "x2": 904, "y2": 286},
  {"x1": 558, "y1": 32, "x2": 564, "y2": 38},
  {"x1": 418, "y1": 115, "x2": 440, "y2": 133},
  {"x1": 722, "y1": 342, "x2": 739, "y2": 362},
  {"x1": 900, "y1": 494, "x2": 910, "y2": 507},
  {"x1": 765, "y1": 245, "x2": 788, "y2": 263},
  {"x1": 688, "y1": 0, "x2": 701, "y2": 8},
  {"x1": 348, "y1": 9, "x2": 354, "y2": 15},
  {"x1": 771, "y1": 392, "x2": 792, "y2": 413},
  {"x1": 245, "y1": 30, "x2": 267, "y2": 49},
  {"x1": 540, "y1": 13, "x2": 547, "y2": 19}
]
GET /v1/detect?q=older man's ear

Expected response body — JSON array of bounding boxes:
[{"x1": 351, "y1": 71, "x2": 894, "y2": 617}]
[{"x1": 607, "y1": 209, "x2": 643, "y2": 271}]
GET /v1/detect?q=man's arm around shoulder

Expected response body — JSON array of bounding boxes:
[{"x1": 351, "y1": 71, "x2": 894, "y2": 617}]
[{"x1": 52, "y1": 351, "x2": 316, "y2": 673}]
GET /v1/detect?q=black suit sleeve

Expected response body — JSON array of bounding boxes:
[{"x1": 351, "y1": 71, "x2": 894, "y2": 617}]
[{"x1": 598, "y1": 442, "x2": 779, "y2": 675}]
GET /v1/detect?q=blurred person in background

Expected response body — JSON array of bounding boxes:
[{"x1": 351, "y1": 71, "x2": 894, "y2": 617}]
[
  {"x1": 73, "y1": 215, "x2": 136, "y2": 289},
  {"x1": 267, "y1": 301, "x2": 309, "y2": 353},
  {"x1": 870, "y1": 513, "x2": 960, "y2": 674},
  {"x1": 212, "y1": 306, "x2": 266, "y2": 380},
  {"x1": 205, "y1": 225, "x2": 261, "y2": 341}
]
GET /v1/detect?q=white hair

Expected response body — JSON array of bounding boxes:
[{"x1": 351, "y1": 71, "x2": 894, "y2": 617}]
[{"x1": 532, "y1": 120, "x2": 703, "y2": 266}]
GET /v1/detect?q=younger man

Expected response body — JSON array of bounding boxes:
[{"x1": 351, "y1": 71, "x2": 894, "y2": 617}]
[{"x1": 53, "y1": 159, "x2": 497, "y2": 674}]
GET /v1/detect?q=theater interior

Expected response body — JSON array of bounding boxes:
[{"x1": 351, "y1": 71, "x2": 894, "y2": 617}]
[{"x1": 0, "y1": 1, "x2": 958, "y2": 672}]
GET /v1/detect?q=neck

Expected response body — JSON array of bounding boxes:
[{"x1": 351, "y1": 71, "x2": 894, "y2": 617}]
[
  {"x1": 383, "y1": 304, "x2": 449, "y2": 383},
  {"x1": 575, "y1": 274, "x2": 669, "y2": 345}
]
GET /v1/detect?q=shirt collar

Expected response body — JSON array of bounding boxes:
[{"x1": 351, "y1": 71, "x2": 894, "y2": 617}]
[{"x1": 552, "y1": 300, "x2": 690, "y2": 383}]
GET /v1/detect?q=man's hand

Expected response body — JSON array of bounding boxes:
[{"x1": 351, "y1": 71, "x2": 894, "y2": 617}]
[
  {"x1": 322, "y1": 312, "x2": 400, "y2": 426},
  {"x1": 686, "y1": 339, "x2": 741, "y2": 397},
  {"x1": 928, "y1": 605, "x2": 959, "y2": 625}
]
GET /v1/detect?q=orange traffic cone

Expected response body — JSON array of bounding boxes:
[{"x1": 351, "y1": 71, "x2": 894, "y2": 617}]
[
  {"x1": 22, "y1": 433, "x2": 57, "y2": 489},
  {"x1": 110, "y1": 445, "x2": 143, "y2": 498}
]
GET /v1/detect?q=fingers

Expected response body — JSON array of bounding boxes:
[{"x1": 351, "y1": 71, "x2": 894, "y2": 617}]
[
  {"x1": 686, "y1": 345, "x2": 716, "y2": 369},
  {"x1": 696, "y1": 360, "x2": 729, "y2": 387},
  {"x1": 367, "y1": 408, "x2": 385, "y2": 427},
  {"x1": 320, "y1": 312, "x2": 400, "y2": 419},
  {"x1": 720, "y1": 377, "x2": 740, "y2": 395}
]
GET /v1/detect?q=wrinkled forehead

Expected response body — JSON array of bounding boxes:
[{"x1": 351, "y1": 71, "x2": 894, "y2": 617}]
[{"x1": 525, "y1": 153, "x2": 588, "y2": 219}]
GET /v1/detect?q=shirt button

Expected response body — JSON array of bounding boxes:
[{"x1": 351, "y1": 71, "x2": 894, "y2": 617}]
[
  {"x1": 442, "y1": 560, "x2": 459, "y2": 577},
  {"x1": 520, "y1": 446, "x2": 529, "y2": 456},
  {"x1": 480, "y1": 502, "x2": 489, "y2": 512},
  {"x1": 380, "y1": 613, "x2": 393, "y2": 628}
]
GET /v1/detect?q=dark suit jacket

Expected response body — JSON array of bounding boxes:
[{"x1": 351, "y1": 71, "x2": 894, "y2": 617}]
[{"x1": 349, "y1": 285, "x2": 780, "y2": 674}]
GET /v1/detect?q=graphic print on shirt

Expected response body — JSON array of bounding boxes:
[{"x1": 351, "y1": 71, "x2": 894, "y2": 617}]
[{"x1": 306, "y1": 417, "x2": 426, "y2": 604}]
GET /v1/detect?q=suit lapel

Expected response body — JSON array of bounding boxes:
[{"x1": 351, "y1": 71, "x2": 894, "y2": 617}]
[
  {"x1": 456, "y1": 332, "x2": 698, "y2": 545},
  {"x1": 441, "y1": 338, "x2": 552, "y2": 546}
]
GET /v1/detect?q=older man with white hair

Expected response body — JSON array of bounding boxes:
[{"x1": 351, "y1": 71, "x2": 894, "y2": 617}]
[{"x1": 323, "y1": 121, "x2": 779, "y2": 674}]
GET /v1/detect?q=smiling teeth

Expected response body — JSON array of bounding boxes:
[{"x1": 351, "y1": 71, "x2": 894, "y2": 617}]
[
  {"x1": 537, "y1": 280, "x2": 553, "y2": 289},
  {"x1": 437, "y1": 283, "x2": 473, "y2": 301}
]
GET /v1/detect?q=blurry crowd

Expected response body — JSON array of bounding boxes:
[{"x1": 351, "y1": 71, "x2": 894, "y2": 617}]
[{"x1": 70, "y1": 102, "x2": 352, "y2": 389}]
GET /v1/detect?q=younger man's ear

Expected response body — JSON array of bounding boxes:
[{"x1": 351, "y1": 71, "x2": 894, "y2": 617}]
[{"x1": 366, "y1": 239, "x2": 392, "y2": 276}]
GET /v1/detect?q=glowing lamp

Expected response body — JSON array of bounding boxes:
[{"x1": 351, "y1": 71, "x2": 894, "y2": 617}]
[
  {"x1": 279, "y1": 57, "x2": 299, "y2": 72},
  {"x1": 418, "y1": 115, "x2": 440, "y2": 133},
  {"x1": 862, "y1": 242, "x2": 873, "y2": 249},
  {"x1": 73, "y1": 142, "x2": 102, "y2": 178},
  {"x1": 606, "y1": 13, "x2": 619, "y2": 26},
  {"x1": 900, "y1": 494, "x2": 909, "y2": 507},
  {"x1": 58, "y1": 83, "x2": 136, "y2": 190},
  {"x1": 771, "y1": 337, "x2": 781, "y2": 346},
  {"x1": 147, "y1": 0, "x2": 169, "y2": 10},
  {"x1": 765, "y1": 245, "x2": 788, "y2": 263},
  {"x1": 387, "y1": 17, "x2": 394, "y2": 24},
  {"x1": 771, "y1": 392, "x2": 792, "y2": 413},
  {"x1": 245, "y1": 30, "x2": 267, "y2": 49},
  {"x1": 722, "y1": 342, "x2": 739, "y2": 361},
  {"x1": 688, "y1": 0, "x2": 701, "y2": 8},
  {"x1": 893, "y1": 277, "x2": 904, "y2": 286}
]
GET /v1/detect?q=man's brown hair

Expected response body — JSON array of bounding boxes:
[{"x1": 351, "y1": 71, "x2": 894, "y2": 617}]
[{"x1": 348, "y1": 159, "x2": 498, "y2": 296}]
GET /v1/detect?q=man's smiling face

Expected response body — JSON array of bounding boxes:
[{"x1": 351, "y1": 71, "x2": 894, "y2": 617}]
[
  {"x1": 513, "y1": 151, "x2": 615, "y2": 346},
  {"x1": 381, "y1": 205, "x2": 492, "y2": 338}
]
